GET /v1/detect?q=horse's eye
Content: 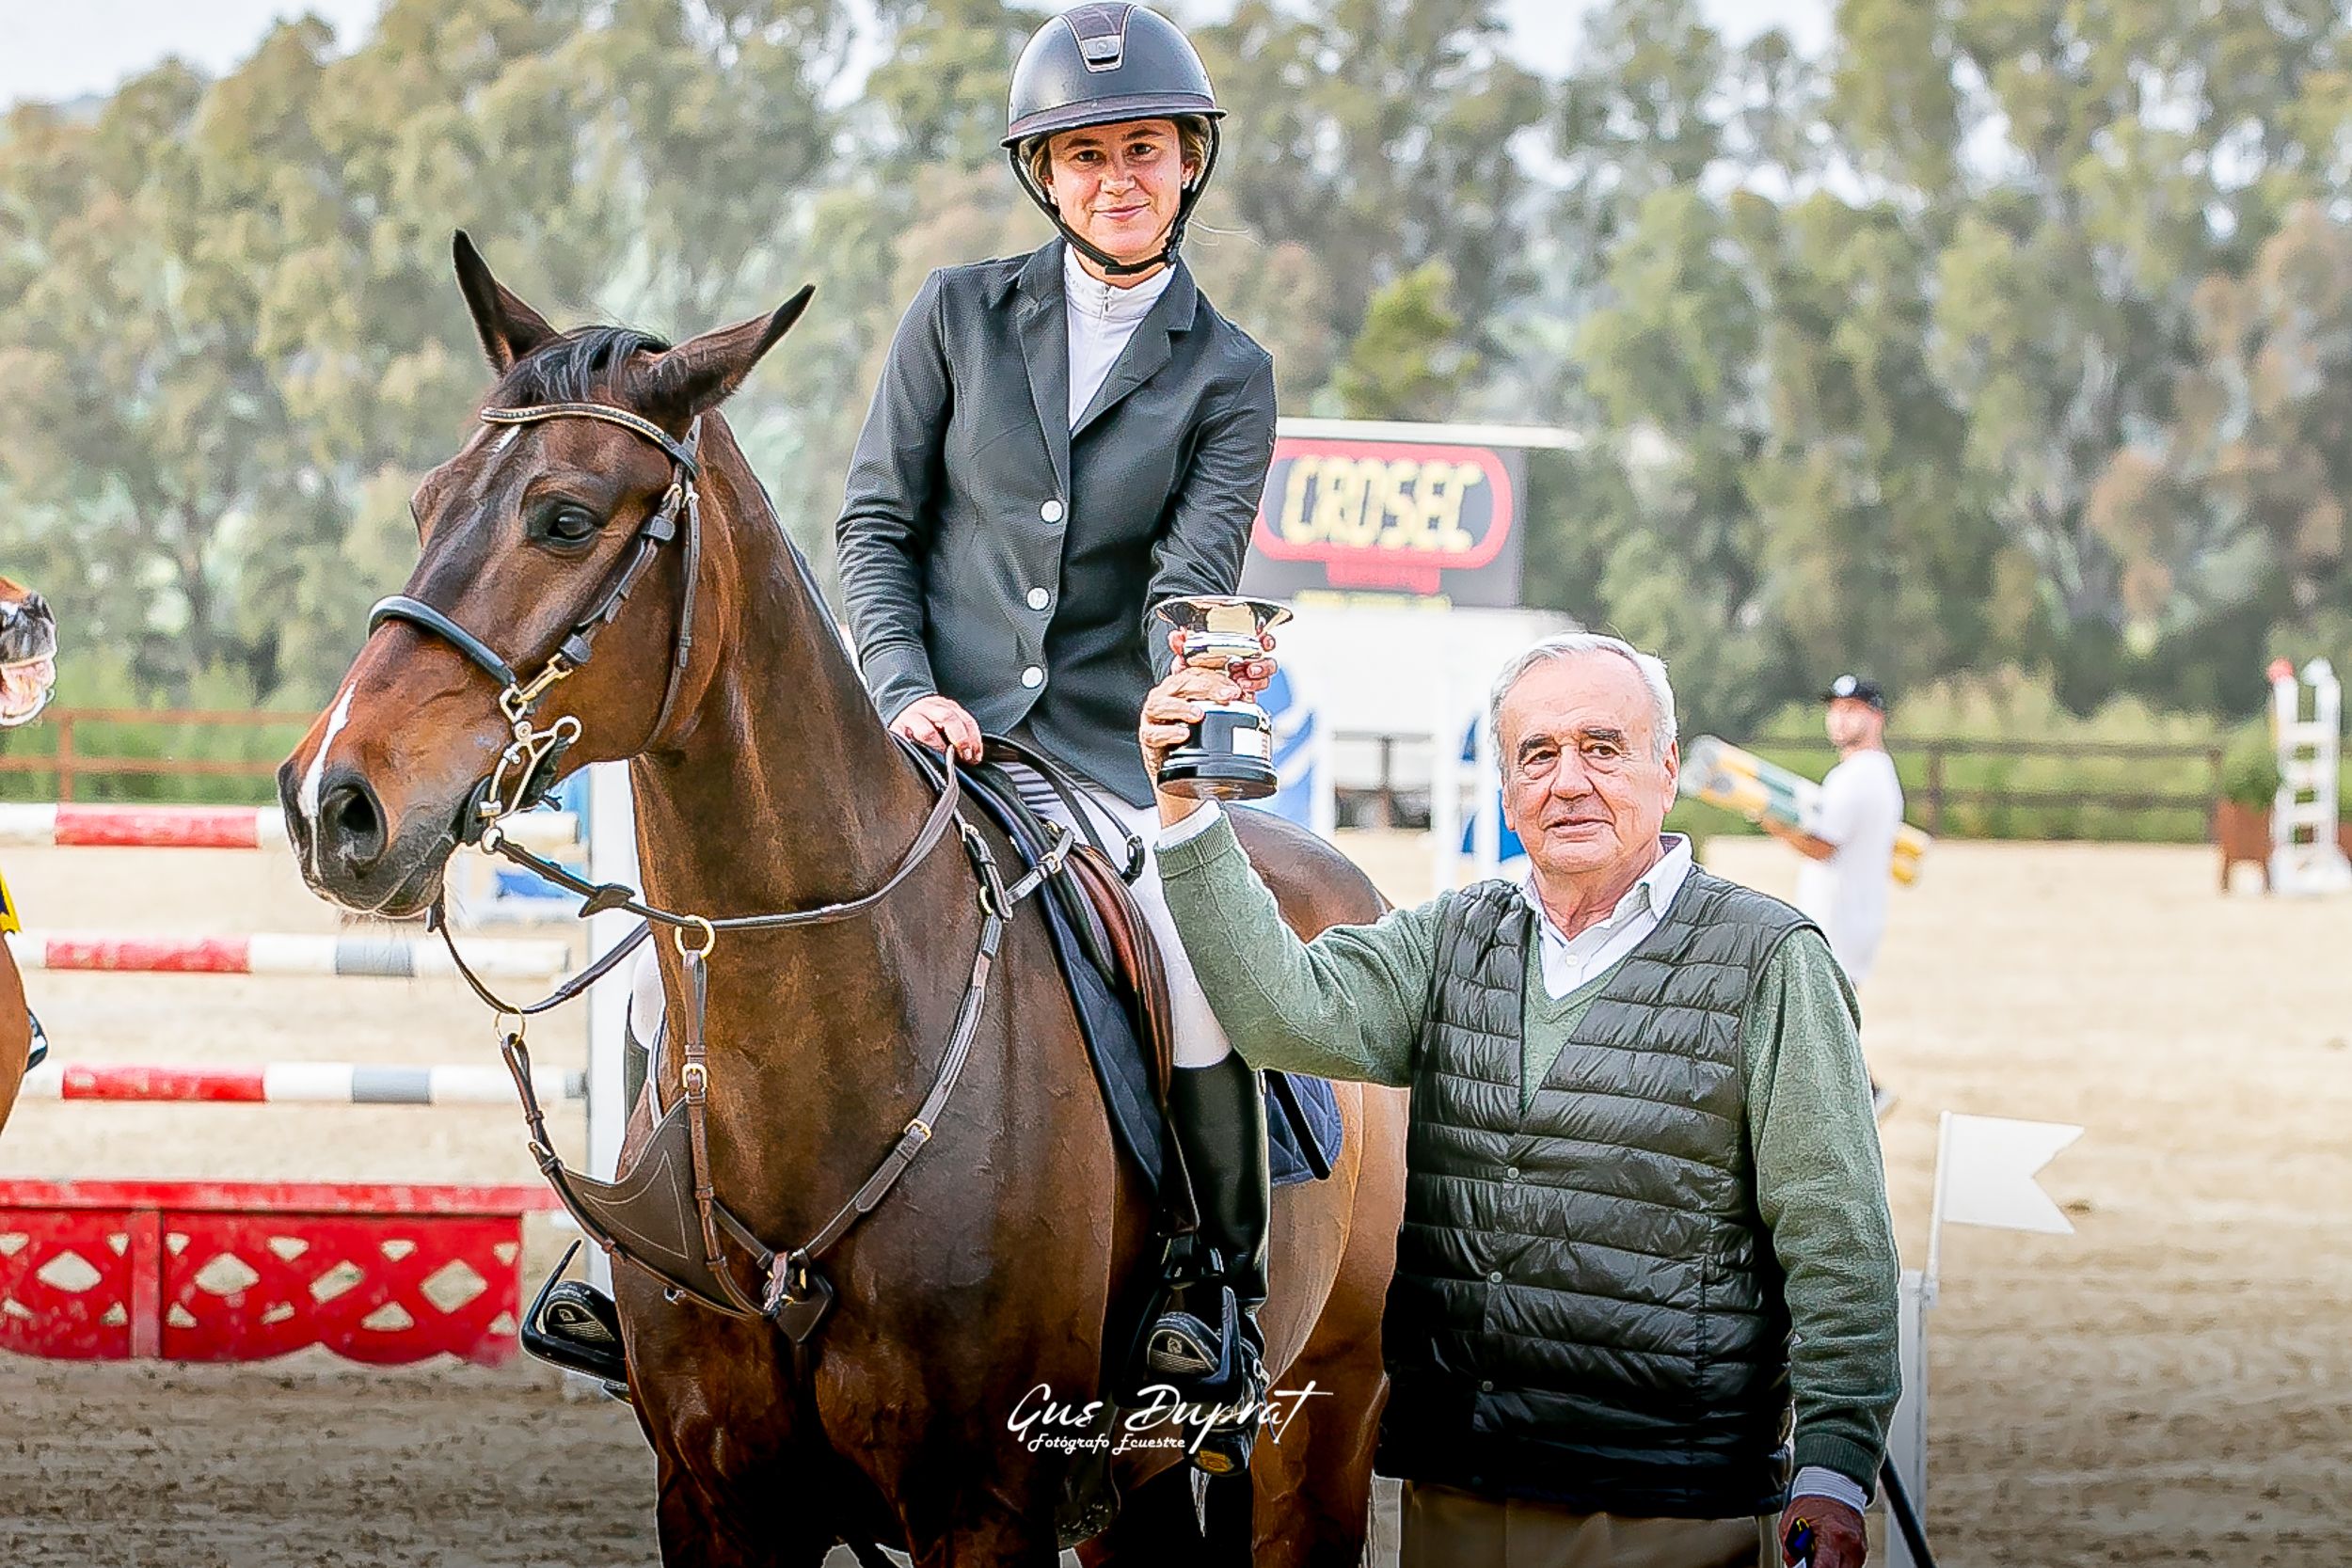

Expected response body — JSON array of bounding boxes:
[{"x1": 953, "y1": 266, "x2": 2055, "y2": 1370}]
[{"x1": 543, "y1": 505, "x2": 598, "y2": 545}]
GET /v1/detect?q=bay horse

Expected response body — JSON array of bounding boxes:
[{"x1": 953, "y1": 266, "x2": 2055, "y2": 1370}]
[
  {"x1": 0, "y1": 574, "x2": 57, "y2": 1136},
  {"x1": 277, "y1": 235, "x2": 1406, "y2": 1567}
]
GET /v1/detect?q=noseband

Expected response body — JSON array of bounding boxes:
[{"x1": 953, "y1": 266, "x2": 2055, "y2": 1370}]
[{"x1": 368, "y1": 401, "x2": 706, "y2": 841}]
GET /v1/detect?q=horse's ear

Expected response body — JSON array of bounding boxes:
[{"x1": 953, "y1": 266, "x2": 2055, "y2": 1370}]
[
  {"x1": 453, "y1": 230, "x2": 558, "y2": 372},
  {"x1": 641, "y1": 286, "x2": 816, "y2": 420}
]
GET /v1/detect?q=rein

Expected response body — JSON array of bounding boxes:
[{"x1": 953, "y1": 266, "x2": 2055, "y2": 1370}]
[{"x1": 376, "y1": 396, "x2": 1071, "y2": 1336}]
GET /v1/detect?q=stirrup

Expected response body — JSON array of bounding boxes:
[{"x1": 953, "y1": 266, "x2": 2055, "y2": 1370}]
[
  {"x1": 520, "y1": 1242, "x2": 628, "y2": 1391},
  {"x1": 24, "y1": 1010, "x2": 46, "y2": 1074},
  {"x1": 1144, "y1": 1281, "x2": 1243, "y2": 1389}
]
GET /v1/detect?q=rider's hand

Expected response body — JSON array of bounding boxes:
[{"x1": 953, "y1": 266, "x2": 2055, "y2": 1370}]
[
  {"x1": 890, "y1": 694, "x2": 984, "y2": 764},
  {"x1": 1168, "y1": 628, "x2": 1279, "y2": 697}
]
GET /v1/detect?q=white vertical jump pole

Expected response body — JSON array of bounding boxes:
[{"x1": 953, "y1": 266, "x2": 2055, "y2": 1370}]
[
  {"x1": 1429, "y1": 676, "x2": 1462, "y2": 894},
  {"x1": 2269, "y1": 657, "x2": 2352, "y2": 895},
  {"x1": 1883, "y1": 1110, "x2": 1954, "y2": 1568},
  {"x1": 582, "y1": 760, "x2": 639, "y2": 1294},
  {"x1": 1308, "y1": 698, "x2": 1338, "y2": 841},
  {"x1": 1470, "y1": 705, "x2": 1502, "y2": 880}
]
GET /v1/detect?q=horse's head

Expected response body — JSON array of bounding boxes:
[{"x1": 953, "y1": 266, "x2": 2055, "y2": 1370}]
[
  {"x1": 278, "y1": 232, "x2": 811, "y2": 916},
  {"x1": 0, "y1": 575, "x2": 57, "y2": 728}
]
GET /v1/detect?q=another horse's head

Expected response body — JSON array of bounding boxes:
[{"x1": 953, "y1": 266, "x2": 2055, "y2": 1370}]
[
  {"x1": 278, "y1": 233, "x2": 810, "y2": 916},
  {"x1": 0, "y1": 575, "x2": 57, "y2": 727}
]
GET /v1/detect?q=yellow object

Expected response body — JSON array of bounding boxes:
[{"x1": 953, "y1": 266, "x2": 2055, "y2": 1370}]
[
  {"x1": 0, "y1": 865, "x2": 17, "y2": 933},
  {"x1": 1680, "y1": 736, "x2": 1931, "y2": 887}
]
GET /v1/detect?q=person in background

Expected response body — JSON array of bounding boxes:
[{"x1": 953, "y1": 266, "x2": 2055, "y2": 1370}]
[
  {"x1": 1141, "y1": 632, "x2": 1899, "y2": 1568},
  {"x1": 1762, "y1": 676, "x2": 1903, "y2": 1115}
]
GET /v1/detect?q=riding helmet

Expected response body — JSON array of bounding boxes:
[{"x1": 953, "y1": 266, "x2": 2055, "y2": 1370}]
[{"x1": 1004, "y1": 3, "x2": 1224, "y2": 277}]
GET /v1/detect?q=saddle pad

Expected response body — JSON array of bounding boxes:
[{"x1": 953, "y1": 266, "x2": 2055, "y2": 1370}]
[
  {"x1": 959, "y1": 767, "x2": 1340, "y2": 1191},
  {"x1": 1268, "y1": 1071, "x2": 1341, "y2": 1188}
]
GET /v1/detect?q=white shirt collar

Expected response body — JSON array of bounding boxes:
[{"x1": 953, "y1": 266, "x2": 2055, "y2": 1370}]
[
  {"x1": 1521, "y1": 834, "x2": 1693, "y2": 950},
  {"x1": 1063, "y1": 245, "x2": 1173, "y2": 325}
]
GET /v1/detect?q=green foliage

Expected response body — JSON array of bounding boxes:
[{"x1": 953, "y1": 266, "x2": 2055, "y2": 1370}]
[
  {"x1": 0, "y1": 646, "x2": 294, "y2": 803},
  {"x1": 1674, "y1": 670, "x2": 2239, "y2": 843},
  {"x1": 2, "y1": 0, "x2": 2351, "y2": 768},
  {"x1": 1333, "y1": 261, "x2": 1478, "y2": 420},
  {"x1": 2218, "y1": 721, "x2": 2283, "y2": 812}
]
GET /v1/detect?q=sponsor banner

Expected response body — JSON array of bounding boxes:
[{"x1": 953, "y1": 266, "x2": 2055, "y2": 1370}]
[{"x1": 1242, "y1": 436, "x2": 1528, "y2": 607}]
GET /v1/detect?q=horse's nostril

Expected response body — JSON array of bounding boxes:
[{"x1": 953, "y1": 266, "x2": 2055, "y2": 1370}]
[{"x1": 320, "y1": 777, "x2": 388, "y2": 870}]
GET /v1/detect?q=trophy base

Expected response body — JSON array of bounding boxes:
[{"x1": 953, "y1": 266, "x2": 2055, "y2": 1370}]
[
  {"x1": 1158, "y1": 752, "x2": 1279, "y2": 801},
  {"x1": 1159, "y1": 706, "x2": 1279, "y2": 801}
]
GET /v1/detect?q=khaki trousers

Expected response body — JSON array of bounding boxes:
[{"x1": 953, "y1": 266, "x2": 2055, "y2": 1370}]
[{"x1": 1401, "y1": 1481, "x2": 1775, "y2": 1568}]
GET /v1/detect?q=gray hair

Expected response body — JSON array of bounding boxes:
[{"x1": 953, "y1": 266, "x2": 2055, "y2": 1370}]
[{"x1": 1486, "y1": 632, "x2": 1678, "y2": 764}]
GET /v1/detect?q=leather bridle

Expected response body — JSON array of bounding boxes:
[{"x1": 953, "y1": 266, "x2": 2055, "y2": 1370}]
[
  {"x1": 362, "y1": 396, "x2": 1071, "y2": 1338},
  {"x1": 370, "y1": 401, "x2": 707, "y2": 837}
]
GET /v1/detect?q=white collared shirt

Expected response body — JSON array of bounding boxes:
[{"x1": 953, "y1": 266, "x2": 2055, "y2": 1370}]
[
  {"x1": 1521, "y1": 835, "x2": 1693, "y2": 1000},
  {"x1": 1064, "y1": 245, "x2": 1172, "y2": 427}
]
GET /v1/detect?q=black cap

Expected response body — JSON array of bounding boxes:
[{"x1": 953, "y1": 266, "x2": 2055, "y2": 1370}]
[
  {"x1": 1005, "y1": 4, "x2": 1222, "y2": 146},
  {"x1": 1821, "y1": 674, "x2": 1888, "y2": 711}
]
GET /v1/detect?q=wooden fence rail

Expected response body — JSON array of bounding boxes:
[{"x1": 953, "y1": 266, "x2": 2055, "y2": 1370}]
[
  {"x1": 1331, "y1": 730, "x2": 2229, "y2": 838},
  {"x1": 1, "y1": 710, "x2": 2233, "y2": 838},
  {"x1": 0, "y1": 708, "x2": 310, "y2": 803}
]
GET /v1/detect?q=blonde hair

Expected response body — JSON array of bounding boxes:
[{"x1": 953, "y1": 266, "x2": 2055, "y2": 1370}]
[{"x1": 1022, "y1": 116, "x2": 1211, "y2": 207}]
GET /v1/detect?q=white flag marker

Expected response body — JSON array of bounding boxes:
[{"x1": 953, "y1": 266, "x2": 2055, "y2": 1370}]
[{"x1": 1926, "y1": 1111, "x2": 2083, "y2": 1286}]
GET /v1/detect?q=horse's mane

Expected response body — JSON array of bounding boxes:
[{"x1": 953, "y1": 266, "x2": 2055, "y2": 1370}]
[{"x1": 493, "y1": 325, "x2": 673, "y2": 406}]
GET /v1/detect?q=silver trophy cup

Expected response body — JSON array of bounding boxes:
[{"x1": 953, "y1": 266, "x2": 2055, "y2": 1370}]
[{"x1": 1152, "y1": 595, "x2": 1294, "y2": 800}]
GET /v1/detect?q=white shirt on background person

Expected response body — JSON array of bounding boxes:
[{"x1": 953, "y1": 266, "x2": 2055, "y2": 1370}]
[{"x1": 1795, "y1": 748, "x2": 1903, "y2": 985}]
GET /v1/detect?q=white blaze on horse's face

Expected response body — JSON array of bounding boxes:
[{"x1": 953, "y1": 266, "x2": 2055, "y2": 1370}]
[{"x1": 297, "y1": 684, "x2": 358, "y2": 879}]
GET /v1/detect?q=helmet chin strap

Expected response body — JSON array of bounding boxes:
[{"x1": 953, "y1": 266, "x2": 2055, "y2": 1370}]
[{"x1": 1011, "y1": 120, "x2": 1222, "y2": 280}]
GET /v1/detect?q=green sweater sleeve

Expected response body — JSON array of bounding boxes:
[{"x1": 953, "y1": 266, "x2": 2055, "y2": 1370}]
[
  {"x1": 1741, "y1": 928, "x2": 1903, "y2": 1489},
  {"x1": 1156, "y1": 811, "x2": 1441, "y2": 1086}
]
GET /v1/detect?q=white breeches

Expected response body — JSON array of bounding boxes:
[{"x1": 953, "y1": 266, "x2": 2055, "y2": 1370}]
[
  {"x1": 1001, "y1": 763, "x2": 1234, "y2": 1069},
  {"x1": 627, "y1": 765, "x2": 1234, "y2": 1069}
]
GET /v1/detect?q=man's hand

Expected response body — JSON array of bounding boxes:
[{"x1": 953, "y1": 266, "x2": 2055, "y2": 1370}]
[
  {"x1": 890, "y1": 694, "x2": 983, "y2": 764},
  {"x1": 1760, "y1": 816, "x2": 1837, "y2": 863},
  {"x1": 1778, "y1": 1497, "x2": 1867, "y2": 1567},
  {"x1": 1141, "y1": 665, "x2": 1245, "y2": 828}
]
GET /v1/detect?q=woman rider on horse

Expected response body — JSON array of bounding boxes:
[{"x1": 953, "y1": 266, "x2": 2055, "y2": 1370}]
[{"x1": 835, "y1": 3, "x2": 1279, "y2": 1468}]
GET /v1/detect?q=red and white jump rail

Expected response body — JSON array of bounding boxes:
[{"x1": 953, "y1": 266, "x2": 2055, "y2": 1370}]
[
  {"x1": 17, "y1": 1060, "x2": 585, "y2": 1106},
  {"x1": 11, "y1": 929, "x2": 569, "y2": 979},
  {"x1": 0, "y1": 802, "x2": 579, "y2": 852}
]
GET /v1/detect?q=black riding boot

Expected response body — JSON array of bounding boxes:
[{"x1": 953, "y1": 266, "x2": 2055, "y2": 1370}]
[{"x1": 1143, "y1": 1053, "x2": 1271, "y2": 1476}]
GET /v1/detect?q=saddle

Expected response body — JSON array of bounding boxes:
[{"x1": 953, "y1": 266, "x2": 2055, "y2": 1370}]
[{"x1": 961, "y1": 740, "x2": 1339, "y2": 1212}]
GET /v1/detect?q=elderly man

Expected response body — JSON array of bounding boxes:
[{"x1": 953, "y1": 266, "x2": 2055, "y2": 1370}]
[{"x1": 1140, "y1": 633, "x2": 1899, "y2": 1568}]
